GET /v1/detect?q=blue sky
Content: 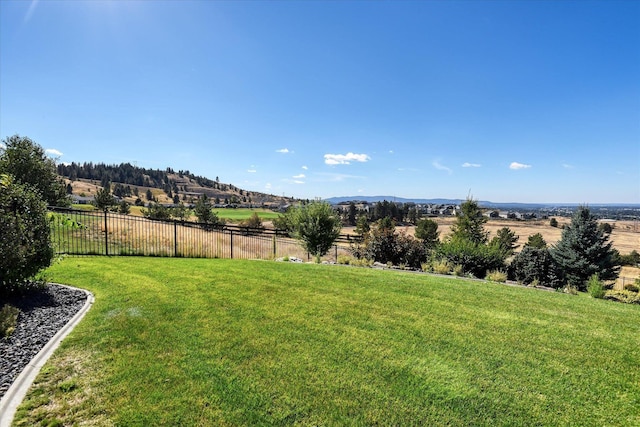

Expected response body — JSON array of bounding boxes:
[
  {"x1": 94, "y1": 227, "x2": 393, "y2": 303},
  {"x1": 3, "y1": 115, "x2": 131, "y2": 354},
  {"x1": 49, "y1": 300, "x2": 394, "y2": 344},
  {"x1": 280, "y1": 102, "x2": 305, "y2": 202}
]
[{"x1": 1, "y1": 0, "x2": 638, "y2": 204}]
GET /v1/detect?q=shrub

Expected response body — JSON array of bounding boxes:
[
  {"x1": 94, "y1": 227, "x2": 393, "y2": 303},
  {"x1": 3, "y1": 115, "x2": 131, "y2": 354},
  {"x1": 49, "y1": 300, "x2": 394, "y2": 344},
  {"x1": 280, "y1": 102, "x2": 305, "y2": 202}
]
[
  {"x1": 142, "y1": 203, "x2": 172, "y2": 220},
  {"x1": 240, "y1": 213, "x2": 265, "y2": 235},
  {"x1": 351, "y1": 258, "x2": 374, "y2": 268},
  {"x1": 431, "y1": 259, "x2": 452, "y2": 275},
  {"x1": 337, "y1": 255, "x2": 353, "y2": 265},
  {"x1": 604, "y1": 290, "x2": 640, "y2": 304},
  {"x1": 486, "y1": 270, "x2": 507, "y2": 283},
  {"x1": 453, "y1": 264, "x2": 465, "y2": 277},
  {"x1": 436, "y1": 238, "x2": 505, "y2": 279},
  {"x1": 618, "y1": 250, "x2": 640, "y2": 266},
  {"x1": 509, "y1": 246, "x2": 561, "y2": 288},
  {"x1": 587, "y1": 274, "x2": 605, "y2": 299},
  {"x1": 1, "y1": 304, "x2": 20, "y2": 338},
  {"x1": 351, "y1": 219, "x2": 427, "y2": 269},
  {"x1": 1, "y1": 174, "x2": 54, "y2": 295},
  {"x1": 623, "y1": 283, "x2": 639, "y2": 293}
]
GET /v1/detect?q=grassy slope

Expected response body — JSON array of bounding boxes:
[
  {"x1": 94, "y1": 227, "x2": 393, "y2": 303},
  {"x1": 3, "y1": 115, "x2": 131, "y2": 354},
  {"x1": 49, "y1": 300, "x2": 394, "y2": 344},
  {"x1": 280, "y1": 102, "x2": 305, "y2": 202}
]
[{"x1": 15, "y1": 258, "x2": 640, "y2": 426}]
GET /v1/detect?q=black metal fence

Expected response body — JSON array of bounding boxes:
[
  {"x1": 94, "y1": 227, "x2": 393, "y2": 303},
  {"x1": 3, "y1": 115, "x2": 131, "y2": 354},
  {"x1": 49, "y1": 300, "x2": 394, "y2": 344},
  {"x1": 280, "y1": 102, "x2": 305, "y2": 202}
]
[{"x1": 48, "y1": 207, "x2": 358, "y2": 262}]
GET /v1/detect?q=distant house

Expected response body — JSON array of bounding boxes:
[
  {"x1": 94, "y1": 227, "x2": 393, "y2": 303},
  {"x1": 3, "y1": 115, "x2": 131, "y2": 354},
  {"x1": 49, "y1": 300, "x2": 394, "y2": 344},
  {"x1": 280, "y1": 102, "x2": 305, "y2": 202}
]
[{"x1": 72, "y1": 195, "x2": 94, "y2": 205}]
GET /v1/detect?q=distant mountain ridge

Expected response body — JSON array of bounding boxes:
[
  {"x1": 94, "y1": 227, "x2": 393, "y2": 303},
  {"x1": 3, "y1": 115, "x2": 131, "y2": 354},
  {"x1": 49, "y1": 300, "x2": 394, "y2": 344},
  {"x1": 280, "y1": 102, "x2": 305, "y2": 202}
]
[{"x1": 323, "y1": 196, "x2": 640, "y2": 210}]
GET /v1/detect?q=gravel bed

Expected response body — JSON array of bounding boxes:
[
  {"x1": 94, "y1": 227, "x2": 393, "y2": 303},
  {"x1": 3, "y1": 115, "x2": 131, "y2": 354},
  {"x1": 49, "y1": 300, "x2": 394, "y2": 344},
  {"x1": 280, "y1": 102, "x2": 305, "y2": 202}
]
[{"x1": 0, "y1": 284, "x2": 87, "y2": 398}]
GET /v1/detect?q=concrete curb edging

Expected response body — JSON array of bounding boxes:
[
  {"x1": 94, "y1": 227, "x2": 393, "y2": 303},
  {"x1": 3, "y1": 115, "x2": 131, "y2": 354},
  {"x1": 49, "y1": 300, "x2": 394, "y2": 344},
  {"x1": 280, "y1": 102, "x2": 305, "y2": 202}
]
[{"x1": 0, "y1": 284, "x2": 94, "y2": 427}]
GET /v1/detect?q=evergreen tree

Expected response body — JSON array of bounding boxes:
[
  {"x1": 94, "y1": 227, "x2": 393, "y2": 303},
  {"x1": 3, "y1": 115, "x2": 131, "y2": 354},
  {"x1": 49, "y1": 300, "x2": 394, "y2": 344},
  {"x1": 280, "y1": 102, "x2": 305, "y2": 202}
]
[
  {"x1": 415, "y1": 218, "x2": 439, "y2": 250},
  {"x1": 118, "y1": 200, "x2": 131, "y2": 215},
  {"x1": 347, "y1": 202, "x2": 357, "y2": 226},
  {"x1": 93, "y1": 187, "x2": 116, "y2": 211},
  {"x1": 489, "y1": 227, "x2": 519, "y2": 257},
  {"x1": 194, "y1": 195, "x2": 224, "y2": 229},
  {"x1": 524, "y1": 233, "x2": 547, "y2": 249},
  {"x1": 355, "y1": 214, "x2": 370, "y2": 236},
  {"x1": 510, "y1": 246, "x2": 560, "y2": 288},
  {"x1": 550, "y1": 206, "x2": 620, "y2": 290},
  {"x1": 450, "y1": 198, "x2": 488, "y2": 245}
]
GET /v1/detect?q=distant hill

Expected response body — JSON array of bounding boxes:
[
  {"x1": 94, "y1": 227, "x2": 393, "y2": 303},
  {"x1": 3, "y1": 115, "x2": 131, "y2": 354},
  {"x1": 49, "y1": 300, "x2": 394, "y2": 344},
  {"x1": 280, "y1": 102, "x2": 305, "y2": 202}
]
[
  {"x1": 324, "y1": 196, "x2": 640, "y2": 213},
  {"x1": 325, "y1": 196, "x2": 482, "y2": 206},
  {"x1": 57, "y1": 162, "x2": 292, "y2": 207}
]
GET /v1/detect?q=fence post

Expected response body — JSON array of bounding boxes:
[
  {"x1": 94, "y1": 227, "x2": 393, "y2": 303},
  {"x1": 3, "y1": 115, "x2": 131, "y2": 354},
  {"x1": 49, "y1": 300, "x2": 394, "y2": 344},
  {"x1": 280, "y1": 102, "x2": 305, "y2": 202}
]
[
  {"x1": 273, "y1": 235, "x2": 277, "y2": 258},
  {"x1": 230, "y1": 229, "x2": 234, "y2": 259},
  {"x1": 335, "y1": 245, "x2": 338, "y2": 263},
  {"x1": 104, "y1": 210, "x2": 109, "y2": 256},
  {"x1": 174, "y1": 221, "x2": 178, "y2": 257}
]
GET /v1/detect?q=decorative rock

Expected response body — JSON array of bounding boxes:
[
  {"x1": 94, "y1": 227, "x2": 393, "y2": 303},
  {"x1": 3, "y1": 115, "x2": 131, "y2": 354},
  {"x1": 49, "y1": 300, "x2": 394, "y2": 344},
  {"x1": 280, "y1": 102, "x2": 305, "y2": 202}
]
[{"x1": 0, "y1": 284, "x2": 87, "y2": 398}]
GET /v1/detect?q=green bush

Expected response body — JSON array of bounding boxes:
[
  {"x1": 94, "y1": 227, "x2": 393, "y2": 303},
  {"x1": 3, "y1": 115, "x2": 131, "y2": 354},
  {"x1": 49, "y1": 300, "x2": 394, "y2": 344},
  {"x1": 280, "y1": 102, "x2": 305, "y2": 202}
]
[
  {"x1": 436, "y1": 238, "x2": 505, "y2": 279},
  {"x1": 1, "y1": 174, "x2": 54, "y2": 295},
  {"x1": 1, "y1": 304, "x2": 20, "y2": 337},
  {"x1": 486, "y1": 270, "x2": 508, "y2": 283},
  {"x1": 509, "y1": 246, "x2": 561, "y2": 288},
  {"x1": 351, "y1": 219, "x2": 427, "y2": 269},
  {"x1": 587, "y1": 274, "x2": 605, "y2": 299},
  {"x1": 618, "y1": 250, "x2": 640, "y2": 266}
]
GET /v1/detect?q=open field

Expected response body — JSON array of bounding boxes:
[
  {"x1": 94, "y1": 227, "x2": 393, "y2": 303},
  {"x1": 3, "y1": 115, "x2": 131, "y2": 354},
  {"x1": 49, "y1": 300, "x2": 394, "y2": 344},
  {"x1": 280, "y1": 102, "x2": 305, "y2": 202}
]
[
  {"x1": 14, "y1": 258, "x2": 640, "y2": 426},
  {"x1": 49, "y1": 209, "x2": 351, "y2": 262},
  {"x1": 72, "y1": 202, "x2": 283, "y2": 222}
]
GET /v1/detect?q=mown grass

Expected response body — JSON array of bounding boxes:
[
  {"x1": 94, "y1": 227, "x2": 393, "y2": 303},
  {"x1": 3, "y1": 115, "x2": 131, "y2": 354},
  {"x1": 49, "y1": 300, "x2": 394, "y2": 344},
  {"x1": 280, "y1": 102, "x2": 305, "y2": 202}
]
[
  {"x1": 15, "y1": 258, "x2": 640, "y2": 426},
  {"x1": 213, "y1": 208, "x2": 282, "y2": 221}
]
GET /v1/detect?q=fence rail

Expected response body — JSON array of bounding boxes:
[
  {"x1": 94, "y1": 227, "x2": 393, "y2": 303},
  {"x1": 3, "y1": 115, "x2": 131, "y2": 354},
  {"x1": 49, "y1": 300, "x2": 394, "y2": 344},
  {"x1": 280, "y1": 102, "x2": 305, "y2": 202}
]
[{"x1": 48, "y1": 207, "x2": 358, "y2": 262}]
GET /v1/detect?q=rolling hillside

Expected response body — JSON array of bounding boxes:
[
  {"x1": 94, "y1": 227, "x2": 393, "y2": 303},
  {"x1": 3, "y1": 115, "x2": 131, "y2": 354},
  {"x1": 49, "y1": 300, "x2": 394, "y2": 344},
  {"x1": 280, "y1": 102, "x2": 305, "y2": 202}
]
[{"x1": 58, "y1": 162, "x2": 294, "y2": 207}]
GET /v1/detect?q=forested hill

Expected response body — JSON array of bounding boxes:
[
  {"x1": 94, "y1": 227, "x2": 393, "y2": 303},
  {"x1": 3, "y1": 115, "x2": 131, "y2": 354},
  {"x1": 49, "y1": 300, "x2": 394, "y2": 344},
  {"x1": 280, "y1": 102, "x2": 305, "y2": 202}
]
[{"x1": 57, "y1": 162, "x2": 291, "y2": 206}]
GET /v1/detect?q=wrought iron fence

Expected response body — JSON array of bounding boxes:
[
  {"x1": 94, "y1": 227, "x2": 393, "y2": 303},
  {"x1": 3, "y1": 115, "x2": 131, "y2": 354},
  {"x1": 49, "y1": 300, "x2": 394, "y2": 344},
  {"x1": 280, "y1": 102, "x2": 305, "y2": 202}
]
[{"x1": 48, "y1": 207, "x2": 358, "y2": 262}]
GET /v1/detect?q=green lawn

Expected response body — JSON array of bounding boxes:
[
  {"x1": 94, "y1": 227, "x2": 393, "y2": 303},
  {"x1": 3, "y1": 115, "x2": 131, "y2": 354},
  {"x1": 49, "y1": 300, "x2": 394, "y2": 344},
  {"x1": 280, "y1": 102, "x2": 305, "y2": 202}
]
[
  {"x1": 15, "y1": 258, "x2": 640, "y2": 426},
  {"x1": 213, "y1": 208, "x2": 282, "y2": 221}
]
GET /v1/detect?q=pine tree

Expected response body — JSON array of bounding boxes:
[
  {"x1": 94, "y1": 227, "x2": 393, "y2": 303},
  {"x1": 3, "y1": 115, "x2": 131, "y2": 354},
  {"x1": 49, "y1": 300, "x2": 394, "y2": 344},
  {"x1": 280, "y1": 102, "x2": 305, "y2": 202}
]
[
  {"x1": 550, "y1": 206, "x2": 620, "y2": 291},
  {"x1": 450, "y1": 198, "x2": 488, "y2": 245}
]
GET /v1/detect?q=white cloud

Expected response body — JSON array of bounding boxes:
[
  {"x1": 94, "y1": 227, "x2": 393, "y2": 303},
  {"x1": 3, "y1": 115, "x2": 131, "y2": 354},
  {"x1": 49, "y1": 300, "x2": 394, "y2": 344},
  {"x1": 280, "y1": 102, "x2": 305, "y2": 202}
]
[
  {"x1": 247, "y1": 169, "x2": 257, "y2": 173},
  {"x1": 301, "y1": 165, "x2": 308, "y2": 170},
  {"x1": 510, "y1": 162, "x2": 532, "y2": 170},
  {"x1": 265, "y1": 183, "x2": 272, "y2": 190},
  {"x1": 462, "y1": 162, "x2": 481, "y2": 168},
  {"x1": 45, "y1": 148, "x2": 63, "y2": 157},
  {"x1": 293, "y1": 174, "x2": 306, "y2": 179},
  {"x1": 562, "y1": 163, "x2": 574, "y2": 169},
  {"x1": 276, "y1": 148, "x2": 290, "y2": 153},
  {"x1": 316, "y1": 172, "x2": 365, "y2": 182},
  {"x1": 293, "y1": 180, "x2": 305, "y2": 184},
  {"x1": 324, "y1": 152, "x2": 370, "y2": 165},
  {"x1": 389, "y1": 150, "x2": 394, "y2": 154},
  {"x1": 432, "y1": 160, "x2": 452, "y2": 175}
]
